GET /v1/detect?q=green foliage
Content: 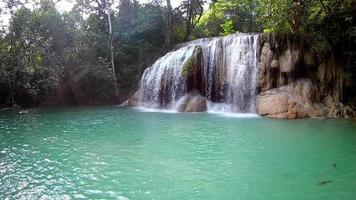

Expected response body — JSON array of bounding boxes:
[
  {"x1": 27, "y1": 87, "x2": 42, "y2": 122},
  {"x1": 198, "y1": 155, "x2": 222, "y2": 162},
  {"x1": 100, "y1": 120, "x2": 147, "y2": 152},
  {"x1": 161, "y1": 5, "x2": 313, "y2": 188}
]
[
  {"x1": 179, "y1": 0, "x2": 205, "y2": 41},
  {"x1": 303, "y1": 0, "x2": 355, "y2": 53},
  {"x1": 255, "y1": 0, "x2": 292, "y2": 33},
  {"x1": 220, "y1": 20, "x2": 234, "y2": 36},
  {"x1": 195, "y1": 5, "x2": 225, "y2": 37},
  {"x1": 195, "y1": 0, "x2": 262, "y2": 37},
  {"x1": 183, "y1": 57, "x2": 194, "y2": 78},
  {"x1": 0, "y1": 0, "x2": 172, "y2": 106},
  {"x1": 195, "y1": 0, "x2": 355, "y2": 54},
  {"x1": 182, "y1": 46, "x2": 201, "y2": 78},
  {"x1": 0, "y1": 0, "x2": 354, "y2": 106},
  {"x1": 0, "y1": 1, "x2": 72, "y2": 104}
]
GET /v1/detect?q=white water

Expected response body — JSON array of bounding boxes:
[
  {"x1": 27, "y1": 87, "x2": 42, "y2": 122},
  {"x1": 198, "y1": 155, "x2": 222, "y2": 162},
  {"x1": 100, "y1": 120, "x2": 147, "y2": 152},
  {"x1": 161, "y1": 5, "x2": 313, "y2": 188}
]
[
  {"x1": 200, "y1": 34, "x2": 259, "y2": 113},
  {"x1": 137, "y1": 33, "x2": 260, "y2": 113},
  {"x1": 138, "y1": 46, "x2": 197, "y2": 108}
]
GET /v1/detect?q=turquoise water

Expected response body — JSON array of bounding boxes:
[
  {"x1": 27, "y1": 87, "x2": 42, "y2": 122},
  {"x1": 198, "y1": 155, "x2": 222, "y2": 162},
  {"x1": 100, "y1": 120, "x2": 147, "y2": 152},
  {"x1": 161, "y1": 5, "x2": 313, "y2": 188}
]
[{"x1": 1, "y1": 107, "x2": 356, "y2": 199}]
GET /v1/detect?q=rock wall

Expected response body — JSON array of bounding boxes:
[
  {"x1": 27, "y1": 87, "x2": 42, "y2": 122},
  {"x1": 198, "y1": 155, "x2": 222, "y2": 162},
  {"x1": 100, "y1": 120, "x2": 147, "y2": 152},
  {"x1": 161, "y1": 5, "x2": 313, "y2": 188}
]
[{"x1": 257, "y1": 33, "x2": 356, "y2": 118}]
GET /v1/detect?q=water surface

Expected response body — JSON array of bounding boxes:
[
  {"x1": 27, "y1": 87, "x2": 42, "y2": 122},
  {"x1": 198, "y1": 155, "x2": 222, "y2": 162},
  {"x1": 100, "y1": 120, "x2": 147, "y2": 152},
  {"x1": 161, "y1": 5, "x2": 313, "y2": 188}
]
[{"x1": 1, "y1": 107, "x2": 356, "y2": 199}]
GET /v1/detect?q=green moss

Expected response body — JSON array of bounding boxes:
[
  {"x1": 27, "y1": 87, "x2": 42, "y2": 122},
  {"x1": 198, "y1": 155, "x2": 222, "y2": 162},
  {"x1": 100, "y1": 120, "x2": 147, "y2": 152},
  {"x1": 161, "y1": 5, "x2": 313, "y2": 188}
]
[
  {"x1": 183, "y1": 57, "x2": 194, "y2": 78},
  {"x1": 182, "y1": 46, "x2": 202, "y2": 78}
]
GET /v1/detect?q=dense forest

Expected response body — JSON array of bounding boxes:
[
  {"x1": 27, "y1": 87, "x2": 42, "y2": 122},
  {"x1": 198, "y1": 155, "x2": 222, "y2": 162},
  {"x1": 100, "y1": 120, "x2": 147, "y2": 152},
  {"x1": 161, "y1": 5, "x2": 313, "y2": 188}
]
[{"x1": 0, "y1": 0, "x2": 355, "y2": 108}]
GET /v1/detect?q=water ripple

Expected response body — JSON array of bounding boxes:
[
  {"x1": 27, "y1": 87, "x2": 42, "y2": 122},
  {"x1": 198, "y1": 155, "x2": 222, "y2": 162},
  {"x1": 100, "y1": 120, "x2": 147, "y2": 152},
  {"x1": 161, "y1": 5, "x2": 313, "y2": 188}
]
[{"x1": 0, "y1": 107, "x2": 356, "y2": 199}]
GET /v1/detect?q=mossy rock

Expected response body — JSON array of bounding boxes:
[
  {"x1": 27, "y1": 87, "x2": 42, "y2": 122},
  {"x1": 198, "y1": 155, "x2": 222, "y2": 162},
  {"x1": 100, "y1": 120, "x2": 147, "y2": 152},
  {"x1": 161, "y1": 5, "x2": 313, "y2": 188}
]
[
  {"x1": 182, "y1": 46, "x2": 203, "y2": 78},
  {"x1": 181, "y1": 45, "x2": 204, "y2": 93}
]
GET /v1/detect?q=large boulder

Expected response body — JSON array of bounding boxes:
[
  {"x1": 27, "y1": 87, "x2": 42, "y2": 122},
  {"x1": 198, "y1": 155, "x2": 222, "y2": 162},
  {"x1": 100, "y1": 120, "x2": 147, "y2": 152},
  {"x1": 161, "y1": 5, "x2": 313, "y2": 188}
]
[
  {"x1": 176, "y1": 90, "x2": 207, "y2": 112},
  {"x1": 257, "y1": 79, "x2": 327, "y2": 119}
]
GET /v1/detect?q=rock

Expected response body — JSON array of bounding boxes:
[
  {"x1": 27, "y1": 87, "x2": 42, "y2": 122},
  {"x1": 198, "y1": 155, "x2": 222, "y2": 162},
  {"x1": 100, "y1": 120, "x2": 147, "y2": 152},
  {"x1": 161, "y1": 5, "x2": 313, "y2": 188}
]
[
  {"x1": 257, "y1": 78, "x2": 355, "y2": 119},
  {"x1": 258, "y1": 42, "x2": 275, "y2": 91},
  {"x1": 257, "y1": 91, "x2": 293, "y2": 118},
  {"x1": 257, "y1": 90, "x2": 307, "y2": 119},
  {"x1": 258, "y1": 33, "x2": 304, "y2": 92},
  {"x1": 257, "y1": 79, "x2": 326, "y2": 119},
  {"x1": 324, "y1": 95, "x2": 335, "y2": 108},
  {"x1": 304, "y1": 51, "x2": 316, "y2": 66},
  {"x1": 126, "y1": 91, "x2": 140, "y2": 107},
  {"x1": 256, "y1": 33, "x2": 354, "y2": 119},
  {"x1": 329, "y1": 102, "x2": 356, "y2": 118},
  {"x1": 271, "y1": 59, "x2": 279, "y2": 68},
  {"x1": 176, "y1": 90, "x2": 207, "y2": 112},
  {"x1": 320, "y1": 94, "x2": 356, "y2": 118},
  {"x1": 182, "y1": 46, "x2": 204, "y2": 93},
  {"x1": 278, "y1": 49, "x2": 301, "y2": 73},
  {"x1": 305, "y1": 103, "x2": 328, "y2": 117}
]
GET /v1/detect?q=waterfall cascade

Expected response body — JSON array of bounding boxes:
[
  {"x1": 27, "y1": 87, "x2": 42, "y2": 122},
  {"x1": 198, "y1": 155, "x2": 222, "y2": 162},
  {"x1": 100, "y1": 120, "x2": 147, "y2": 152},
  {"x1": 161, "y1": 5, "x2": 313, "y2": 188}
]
[{"x1": 136, "y1": 33, "x2": 260, "y2": 113}]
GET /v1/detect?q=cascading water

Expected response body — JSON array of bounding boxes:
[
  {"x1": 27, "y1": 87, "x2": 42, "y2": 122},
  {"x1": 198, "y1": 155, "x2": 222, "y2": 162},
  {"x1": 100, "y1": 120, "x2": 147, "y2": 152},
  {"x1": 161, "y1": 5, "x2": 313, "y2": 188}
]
[
  {"x1": 136, "y1": 33, "x2": 260, "y2": 113},
  {"x1": 138, "y1": 46, "x2": 197, "y2": 108},
  {"x1": 205, "y1": 34, "x2": 259, "y2": 113}
]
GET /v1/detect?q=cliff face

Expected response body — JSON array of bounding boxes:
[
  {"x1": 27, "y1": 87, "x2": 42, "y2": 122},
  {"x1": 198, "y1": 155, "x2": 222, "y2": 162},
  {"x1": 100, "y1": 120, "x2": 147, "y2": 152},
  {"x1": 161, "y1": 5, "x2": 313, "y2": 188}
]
[{"x1": 257, "y1": 33, "x2": 356, "y2": 118}]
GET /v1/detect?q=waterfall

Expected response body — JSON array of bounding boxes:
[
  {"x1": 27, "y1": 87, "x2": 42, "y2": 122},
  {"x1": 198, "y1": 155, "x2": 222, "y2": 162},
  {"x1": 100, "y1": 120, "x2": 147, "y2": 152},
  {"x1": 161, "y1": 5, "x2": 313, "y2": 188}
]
[
  {"x1": 138, "y1": 46, "x2": 197, "y2": 108},
  {"x1": 136, "y1": 33, "x2": 259, "y2": 113}
]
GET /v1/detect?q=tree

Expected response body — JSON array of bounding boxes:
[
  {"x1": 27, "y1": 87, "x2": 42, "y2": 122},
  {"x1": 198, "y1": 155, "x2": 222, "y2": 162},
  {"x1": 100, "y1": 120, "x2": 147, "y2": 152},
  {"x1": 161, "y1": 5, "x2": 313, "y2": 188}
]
[
  {"x1": 0, "y1": 0, "x2": 73, "y2": 105},
  {"x1": 179, "y1": 0, "x2": 205, "y2": 41},
  {"x1": 104, "y1": 0, "x2": 118, "y2": 99},
  {"x1": 196, "y1": 0, "x2": 262, "y2": 37},
  {"x1": 255, "y1": 0, "x2": 355, "y2": 53},
  {"x1": 196, "y1": 0, "x2": 355, "y2": 54},
  {"x1": 165, "y1": 0, "x2": 172, "y2": 47}
]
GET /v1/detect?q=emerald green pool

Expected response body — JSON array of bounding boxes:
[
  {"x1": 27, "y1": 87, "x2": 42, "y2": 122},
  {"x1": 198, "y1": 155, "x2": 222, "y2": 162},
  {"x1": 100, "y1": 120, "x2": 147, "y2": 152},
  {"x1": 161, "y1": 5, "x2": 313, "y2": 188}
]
[{"x1": 1, "y1": 107, "x2": 356, "y2": 199}]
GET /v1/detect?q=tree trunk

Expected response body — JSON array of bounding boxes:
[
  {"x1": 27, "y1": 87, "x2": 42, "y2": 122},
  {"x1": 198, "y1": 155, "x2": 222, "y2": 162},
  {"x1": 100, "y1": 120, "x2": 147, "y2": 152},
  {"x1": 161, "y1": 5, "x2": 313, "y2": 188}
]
[
  {"x1": 185, "y1": 0, "x2": 193, "y2": 42},
  {"x1": 105, "y1": 0, "x2": 119, "y2": 100},
  {"x1": 165, "y1": 0, "x2": 172, "y2": 47}
]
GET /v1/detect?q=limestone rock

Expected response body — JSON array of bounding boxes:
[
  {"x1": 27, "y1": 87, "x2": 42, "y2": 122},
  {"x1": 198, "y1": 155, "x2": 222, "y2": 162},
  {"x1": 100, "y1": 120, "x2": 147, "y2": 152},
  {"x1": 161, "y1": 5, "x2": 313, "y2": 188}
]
[
  {"x1": 271, "y1": 59, "x2": 279, "y2": 68},
  {"x1": 258, "y1": 33, "x2": 303, "y2": 92},
  {"x1": 183, "y1": 46, "x2": 204, "y2": 93},
  {"x1": 176, "y1": 90, "x2": 207, "y2": 112},
  {"x1": 303, "y1": 51, "x2": 316, "y2": 66},
  {"x1": 279, "y1": 49, "x2": 300, "y2": 73},
  {"x1": 257, "y1": 91, "x2": 292, "y2": 118},
  {"x1": 257, "y1": 79, "x2": 326, "y2": 119},
  {"x1": 329, "y1": 102, "x2": 356, "y2": 118},
  {"x1": 258, "y1": 42, "x2": 274, "y2": 91},
  {"x1": 257, "y1": 90, "x2": 307, "y2": 119}
]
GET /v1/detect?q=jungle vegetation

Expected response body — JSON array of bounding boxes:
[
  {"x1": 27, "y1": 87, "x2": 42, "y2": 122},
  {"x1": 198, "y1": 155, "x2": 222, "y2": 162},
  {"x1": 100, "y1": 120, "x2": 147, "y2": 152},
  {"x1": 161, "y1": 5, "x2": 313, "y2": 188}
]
[{"x1": 0, "y1": 0, "x2": 354, "y2": 107}]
